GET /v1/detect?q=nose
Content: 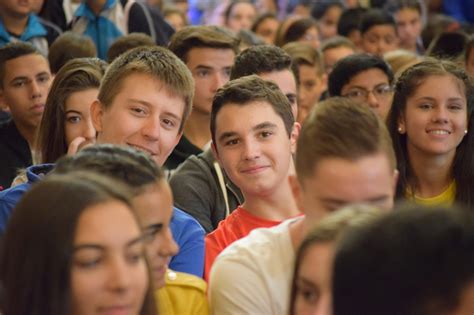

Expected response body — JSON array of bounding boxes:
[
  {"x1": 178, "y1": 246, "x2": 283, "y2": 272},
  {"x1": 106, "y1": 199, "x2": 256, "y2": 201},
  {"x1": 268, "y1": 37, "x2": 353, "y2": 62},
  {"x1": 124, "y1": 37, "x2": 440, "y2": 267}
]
[
  {"x1": 366, "y1": 90, "x2": 379, "y2": 108},
  {"x1": 243, "y1": 138, "x2": 261, "y2": 160},
  {"x1": 30, "y1": 80, "x2": 41, "y2": 99},
  {"x1": 433, "y1": 106, "x2": 449, "y2": 123},
  {"x1": 158, "y1": 228, "x2": 179, "y2": 258},
  {"x1": 312, "y1": 294, "x2": 332, "y2": 315},
  {"x1": 83, "y1": 118, "x2": 97, "y2": 141},
  {"x1": 211, "y1": 72, "x2": 228, "y2": 93},
  {"x1": 107, "y1": 257, "x2": 132, "y2": 293},
  {"x1": 141, "y1": 116, "x2": 160, "y2": 141}
]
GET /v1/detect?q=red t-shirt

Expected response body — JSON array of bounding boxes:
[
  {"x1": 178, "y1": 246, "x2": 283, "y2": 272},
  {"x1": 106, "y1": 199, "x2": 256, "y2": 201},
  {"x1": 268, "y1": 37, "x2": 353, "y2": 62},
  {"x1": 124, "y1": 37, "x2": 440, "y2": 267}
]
[{"x1": 204, "y1": 206, "x2": 282, "y2": 281}]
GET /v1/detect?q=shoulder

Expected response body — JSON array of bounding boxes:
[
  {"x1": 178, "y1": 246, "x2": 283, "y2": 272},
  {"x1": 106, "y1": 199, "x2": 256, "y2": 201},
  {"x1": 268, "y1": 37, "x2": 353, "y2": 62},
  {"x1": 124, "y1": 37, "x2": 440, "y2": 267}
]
[
  {"x1": 164, "y1": 269, "x2": 207, "y2": 293},
  {"x1": 171, "y1": 207, "x2": 205, "y2": 236},
  {"x1": 157, "y1": 270, "x2": 209, "y2": 315},
  {"x1": 170, "y1": 151, "x2": 215, "y2": 182},
  {"x1": 218, "y1": 219, "x2": 294, "y2": 261},
  {"x1": 0, "y1": 119, "x2": 13, "y2": 136}
]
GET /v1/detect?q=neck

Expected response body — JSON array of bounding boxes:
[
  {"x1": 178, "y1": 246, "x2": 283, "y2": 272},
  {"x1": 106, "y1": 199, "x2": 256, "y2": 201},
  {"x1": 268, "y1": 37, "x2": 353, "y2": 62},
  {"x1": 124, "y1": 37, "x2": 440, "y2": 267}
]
[
  {"x1": 183, "y1": 110, "x2": 211, "y2": 149},
  {"x1": 407, "y1": 147, "x2": 455, "y2": 197},
  {"x1": 400, "y1": 41, "x2": 418, "y2": 53},
  {"x1": 0, "y1": 14, "x2": 28, "y2": 35},
  {"x1": 289, "y1": 218, "x2": 306, "y2": 251},
  {"x1": 16, "y1": 122, "x2": 38, "y2": 150},
  {"x1": 87, "y1": 1, "x2": 104, "y2": 15},
  {"x1": 241, "y1": 176, "x2": 300, "y2": 221}
]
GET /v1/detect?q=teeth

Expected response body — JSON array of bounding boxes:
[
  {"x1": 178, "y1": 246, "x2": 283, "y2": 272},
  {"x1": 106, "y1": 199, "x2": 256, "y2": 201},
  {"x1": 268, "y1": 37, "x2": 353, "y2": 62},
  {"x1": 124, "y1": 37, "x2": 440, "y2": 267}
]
[{"x1": 429, "y1": 130, "x2": 449, "y2": 135}]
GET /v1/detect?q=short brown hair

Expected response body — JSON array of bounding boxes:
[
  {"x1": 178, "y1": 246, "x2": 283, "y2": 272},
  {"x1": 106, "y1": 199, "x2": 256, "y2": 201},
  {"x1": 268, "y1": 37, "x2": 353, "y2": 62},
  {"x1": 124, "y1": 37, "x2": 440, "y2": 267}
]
[
  {"x1": 282, "y1": 41, "x2": 325, "y2": 75},
  {"x1": 0, "y1": 42, "x2": 43, "y2": 88},
  {"x1": 230, "y1": 44, "x2": 298, "y2": 85},
  {"x1": 321, "y1": 35, "x2": 356, "y2": 53},
  {"x1": 168, "y1": 25, "x2": 240, "y2": 63},
  {"x1": 107, "y1": 33, "x2": 155, "y2": 63},
  {"x1": 168, "y1": 25, "x2": 240, "y2": 62},
  {"x1": 295, "y1": 97, "x2": 395, "y2": 181},
  {"x1": 48, "y1": 32, "x2": 97, "y2": 74},
  {"x1": 211, "y1": 75, "x2": 294, "y2": 146},
  {"x1": 98, "y1": 46, "x2": 194, "y2": 133}
]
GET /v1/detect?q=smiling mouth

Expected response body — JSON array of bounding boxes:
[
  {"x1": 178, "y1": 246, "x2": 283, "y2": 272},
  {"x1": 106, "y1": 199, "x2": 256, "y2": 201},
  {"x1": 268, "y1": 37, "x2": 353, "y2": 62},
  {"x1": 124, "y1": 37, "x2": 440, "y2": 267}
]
[
  {"x1": 428, "y1": 130, "x2": 451, "y2": 135},
  {"x1": 98, "y1": 304, "x2": 134, "y2": 315},
  {"x1": 241, "y1": 165, "x2": 269, "y2": 174}
]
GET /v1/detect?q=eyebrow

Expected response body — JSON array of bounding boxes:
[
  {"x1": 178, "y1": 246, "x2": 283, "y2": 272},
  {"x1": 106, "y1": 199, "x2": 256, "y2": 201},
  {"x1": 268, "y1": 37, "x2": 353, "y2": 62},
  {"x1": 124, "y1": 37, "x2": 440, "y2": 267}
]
[
  {"x1": 320, "y1": 195, "x2": 390, "y2": 207},
  {"x1": 73, "y1": 235, "x2": 144, "y2": 252},
  {"x1": 126, "y1": 98, "x2": 182, "y2": 122},
  {"x1": 297, "y1": 277, "x2": 319, "y2": 289},
  {"x1": 144, "y1": 222, "x2": 164, "y2": 232},
  {"x1": 65, "y1": 110, "x2": 83, "y2": 114},
  {"x1": 347, "y1": 82, "x2": 389, "y2": 90},
  {"x1": 218, "y1": 121, "x2": 278, "y2": 143},
  {"x1": 194, "y1": 65, "x2": 214, "y2": 71},
  {"x1": 414, "y1": 96, "x2": 465, "y2": 102}
]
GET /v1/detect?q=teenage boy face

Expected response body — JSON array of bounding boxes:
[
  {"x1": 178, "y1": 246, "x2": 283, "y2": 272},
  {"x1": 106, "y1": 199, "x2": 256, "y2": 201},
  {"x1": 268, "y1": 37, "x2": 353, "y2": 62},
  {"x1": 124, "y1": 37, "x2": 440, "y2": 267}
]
[
  {"x1": 297, "y1": 64, "x2": 326, "y2": 124},
  {"x1": 291, "y1": 152, "x2": 397, "y2": 225},
  {"x1": 213, "y1": 101, "x2": 297, "y2": 197},
  {"x1": 186, "y1": 48, "x2": 235, "y2": 116},
  {"x1": 91, "y1": 73, "x2": 184, "y2": 166},
  {"x1": 259, "y1": 70, "x2": 298, "y2": 119},
  {"x1": 340, "y1": 68, "x2": 393, "y2": 121},
  {"x1": 361, "y1": 25, "x2": 399, "y2": 57},
  {"x1": 0, "y1": 53, "x2": 52, "y2": 130},
  {"x1": 0, "y1": 0, "x2": 32, "y2": 17}
]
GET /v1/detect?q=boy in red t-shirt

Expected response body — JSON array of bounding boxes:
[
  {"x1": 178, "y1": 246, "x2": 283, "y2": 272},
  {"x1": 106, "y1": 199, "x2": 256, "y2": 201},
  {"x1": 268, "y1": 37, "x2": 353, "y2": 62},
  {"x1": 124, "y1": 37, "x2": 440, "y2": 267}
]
[{"x1": 204, "y1": 74, "x2": 300, "y2": 280}]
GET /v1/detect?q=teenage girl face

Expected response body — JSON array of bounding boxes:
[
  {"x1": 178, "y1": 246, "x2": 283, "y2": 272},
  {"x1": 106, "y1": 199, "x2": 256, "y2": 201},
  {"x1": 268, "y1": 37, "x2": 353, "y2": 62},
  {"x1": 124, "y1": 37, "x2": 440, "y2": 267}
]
[
  {"x1": 395, "y1": 7, "x2": 422, "y2": 49},
  {"x1": 64, "y1": 88, "x2": 98, "y2": 150},
  {"x1": 318, "y1": 5, "x2": 342, "y2": 40},
  {"x1": 293, "y1": 242, "x2": 334, "y2": 315},
  {"x1": 255, "y1": 17, "x2": 279, "y2": 44},
  {"x1": 165, "y1": 12, "x2": 185, "y2": 32},
  {"x1": 399, "y1": 74, "x2": 468, "y2": 160},
  {"x1": 226, "y1": 2, "x2": 256, "y2": 33},
  {"x1": 70, "y1": 200, "x2": 149, "y2": 315},
  {"x1": 132, "y1": 181, "x2": 179, "y2": 289},
  {"x1": 299, "y1": 26, "x2": 321, "y2": 50}
]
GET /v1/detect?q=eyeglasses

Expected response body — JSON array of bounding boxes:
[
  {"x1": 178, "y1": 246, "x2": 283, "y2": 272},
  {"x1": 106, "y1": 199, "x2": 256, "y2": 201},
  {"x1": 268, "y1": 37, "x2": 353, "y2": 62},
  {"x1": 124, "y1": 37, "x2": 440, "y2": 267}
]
[{"x1": 342, "y1": 84, "x2": 393, "y2": 102}]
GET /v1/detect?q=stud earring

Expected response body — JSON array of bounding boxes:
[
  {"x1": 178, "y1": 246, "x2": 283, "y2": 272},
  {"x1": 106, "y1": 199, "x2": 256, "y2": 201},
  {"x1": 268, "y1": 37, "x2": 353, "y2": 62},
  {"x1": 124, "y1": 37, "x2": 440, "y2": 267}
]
[
  {"x1": 398, "y1": 126, "x2": 403, "y2": 133},
  {"x1": 465, "y1": 129, "x2": 468, "y2": 134}
]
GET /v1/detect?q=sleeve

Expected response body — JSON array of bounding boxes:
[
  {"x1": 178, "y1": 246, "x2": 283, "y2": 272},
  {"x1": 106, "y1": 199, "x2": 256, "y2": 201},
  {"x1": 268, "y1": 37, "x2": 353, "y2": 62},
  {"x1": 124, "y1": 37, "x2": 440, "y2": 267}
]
[
  {"x1": 0, "y1": 196, "x2": 15, "y2": 236},
  {"x1": 169, "y1": 157, "x2": 216, "y2": 233},
  {"x1": 169, "y1": 208, "x2": 205, "y2": 278},
  {"x1": 203, "y1": 233, "x2": 223, "y2": 282},
  {"x1": 0, "y1": 185, "x2": 28, "y2": 236},
  {"x1": 127, "y1": 3, "x2": 152, "y2": 35},
  {"x1": 208, "y1": 254, "x2": 272, "y2": 315}
]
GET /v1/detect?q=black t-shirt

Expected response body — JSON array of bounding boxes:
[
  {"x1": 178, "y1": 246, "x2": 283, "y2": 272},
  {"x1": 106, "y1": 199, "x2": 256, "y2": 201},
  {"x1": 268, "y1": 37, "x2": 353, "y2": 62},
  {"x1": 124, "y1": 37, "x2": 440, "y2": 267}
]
[{"x1": 0, "y1": 120, "x2": 32, "y2": 190}]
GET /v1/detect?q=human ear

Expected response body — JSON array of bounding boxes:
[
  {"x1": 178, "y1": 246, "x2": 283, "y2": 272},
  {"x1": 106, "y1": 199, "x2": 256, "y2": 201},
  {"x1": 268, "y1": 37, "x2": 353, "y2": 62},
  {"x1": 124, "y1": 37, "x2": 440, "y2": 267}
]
[{"x1": 90, "y1": 100, "x2": 104, "y2": 132}]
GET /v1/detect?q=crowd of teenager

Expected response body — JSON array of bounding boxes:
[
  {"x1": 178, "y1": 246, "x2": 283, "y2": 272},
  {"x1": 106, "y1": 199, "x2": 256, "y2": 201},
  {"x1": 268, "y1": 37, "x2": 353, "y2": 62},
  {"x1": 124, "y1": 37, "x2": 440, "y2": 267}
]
[{"x1": 0, "y1": 0, "x2": 474, "y2": 314}]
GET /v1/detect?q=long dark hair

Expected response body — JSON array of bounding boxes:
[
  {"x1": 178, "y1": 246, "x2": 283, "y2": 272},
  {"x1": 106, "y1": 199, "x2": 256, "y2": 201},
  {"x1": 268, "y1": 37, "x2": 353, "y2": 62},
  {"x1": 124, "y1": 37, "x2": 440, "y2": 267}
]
[
  {"x1": 386, "y1": 58, "x2": 474, "y2": 207},
  {"x1": 0, "y1": 172, "x2": 157, "y2": 315},
  {"x1": 36, "y1": 58, "x2": 107, "y2": 163}
]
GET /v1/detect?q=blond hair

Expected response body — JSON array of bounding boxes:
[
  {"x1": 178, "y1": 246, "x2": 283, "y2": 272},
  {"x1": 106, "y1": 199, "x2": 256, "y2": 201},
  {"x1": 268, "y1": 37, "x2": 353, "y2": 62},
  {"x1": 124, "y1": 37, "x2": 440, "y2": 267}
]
[{"x1": 98, "y1": 46, "x2": 194, "y2": 133}]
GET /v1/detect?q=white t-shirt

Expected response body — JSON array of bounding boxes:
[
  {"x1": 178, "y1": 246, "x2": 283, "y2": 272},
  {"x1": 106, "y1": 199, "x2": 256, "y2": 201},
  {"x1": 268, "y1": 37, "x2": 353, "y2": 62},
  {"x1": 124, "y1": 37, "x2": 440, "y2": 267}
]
[{"x1": 209, "y1": 218, "x2": 300, "y2": 315}]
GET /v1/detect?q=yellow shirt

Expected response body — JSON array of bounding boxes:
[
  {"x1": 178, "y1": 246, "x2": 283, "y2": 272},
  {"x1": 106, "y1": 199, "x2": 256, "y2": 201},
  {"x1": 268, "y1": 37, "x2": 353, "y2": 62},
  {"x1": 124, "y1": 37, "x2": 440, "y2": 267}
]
[
  {"x1": 156, "y1": 269, "x2": 209, "y2": 315},
  {"x1": 408, "y1": 181, "x2": 456, "y2": 206}
]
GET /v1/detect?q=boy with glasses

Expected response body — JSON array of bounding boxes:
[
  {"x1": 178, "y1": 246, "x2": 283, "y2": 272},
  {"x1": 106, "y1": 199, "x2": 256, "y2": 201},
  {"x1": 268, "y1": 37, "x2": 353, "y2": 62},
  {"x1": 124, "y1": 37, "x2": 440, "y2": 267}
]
[{"x1": 328, "y1": 53, "x2": 394, "y2": 120}]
